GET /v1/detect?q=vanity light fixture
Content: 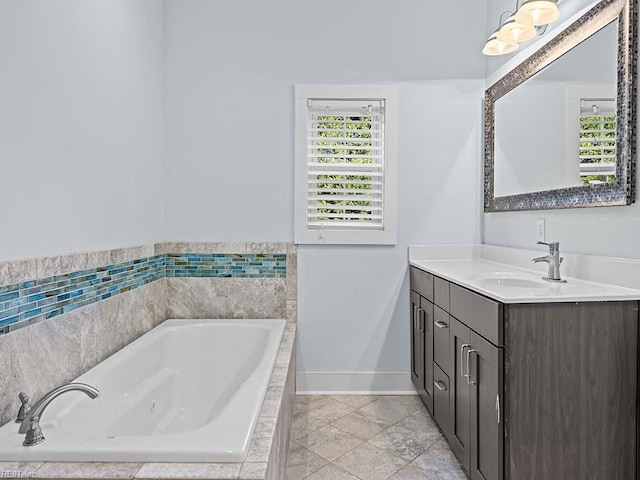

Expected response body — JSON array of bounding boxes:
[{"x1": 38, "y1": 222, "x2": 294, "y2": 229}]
[
  {"x1": 483, "y1": 0, "x2": 560, "y2": 56},
  {"x1": 483, "y1": 31, "x2": 519, "y2": 56},
  {"x1": 515, "y1": 0, "x2": 560, "y2": 26}
]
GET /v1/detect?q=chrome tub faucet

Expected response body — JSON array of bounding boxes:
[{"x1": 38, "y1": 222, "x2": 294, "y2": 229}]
[
  {"x1": 18, "y1": 383, "x2": 99, "y2": 446},
  {"x1": 532, "y1": 241, "x2": 566, "y2": 283}
]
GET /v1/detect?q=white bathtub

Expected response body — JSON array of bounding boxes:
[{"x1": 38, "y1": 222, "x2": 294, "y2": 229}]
[{"x1": 0, "y1": 319, "x2": 286, "y2": 462}]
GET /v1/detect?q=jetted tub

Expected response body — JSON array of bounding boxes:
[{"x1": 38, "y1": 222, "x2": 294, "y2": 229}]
[{"x1": 0, "y1": 319, "x2": 286, "y2": 462}]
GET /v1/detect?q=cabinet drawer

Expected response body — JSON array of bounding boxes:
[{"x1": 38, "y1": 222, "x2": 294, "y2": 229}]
[
  {"x1": 410, "y1": 267, "x2": 433, "y2": 302},
  {"x1": 433, "y1": 306, "x2": 451, "y2": 375},
  {"x1": 434, "y1": 277, "x2": 450, "y2": 311},
  {"x1": 433, "y1": 363, "x2": 450, "y2": 436},
  {"x1": 450, "y1": 284, "x2": 503, "y2": 346}
]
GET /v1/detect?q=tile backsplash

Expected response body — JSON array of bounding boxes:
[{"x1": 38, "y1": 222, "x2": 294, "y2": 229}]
[{"x1": 0, "y1": 246, "x2": 291, "y2": 336}]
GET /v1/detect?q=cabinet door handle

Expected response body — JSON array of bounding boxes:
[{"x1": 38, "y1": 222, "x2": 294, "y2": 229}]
[
  {"x1": 460, "y1": 344, "x2": 471, "y2": 379},
  {"x1": 413, "y1": 305, "x2": 418, "y2": 330},
  {"x1": 433, "y1": 380, "x2": 447, "y2": 392},
  {"x1": 420, "y1": 308, "x2": 425, "y2": 332},
  {"x1": 496, "y1": 393, "x2": 501, "y2": 424},
  {"x1": 434, "y1": 321, "x2": 448, "y2": 329},
  {"x1": 466, "y1": 349, "x2": 477, "y2": 385}
]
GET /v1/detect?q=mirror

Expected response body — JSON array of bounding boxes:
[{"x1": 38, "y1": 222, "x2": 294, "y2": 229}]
[{"x1": 484, "y1": 0, "x2": 636, "y2": 212}]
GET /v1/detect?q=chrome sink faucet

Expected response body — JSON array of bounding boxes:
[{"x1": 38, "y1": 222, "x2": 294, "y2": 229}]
[
  {"x1": 532, "y1": 241, "x2": 566, "y2": 283},
  {"x1": 18, "y1": 383, "x2": 99, "y2": 446}
]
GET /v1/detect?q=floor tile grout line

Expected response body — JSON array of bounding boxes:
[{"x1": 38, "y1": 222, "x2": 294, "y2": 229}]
[
  {"x1": 327, "y1": 405, "x2": 415, "y2": 444},
  {"x1": 306, "y1": 461, "x2": 368, "y2": 480},
  {"x1": 328, "y1": 395, "x2": 380, "y2": 410},
  {"x1": 290, "y1": 440, "x2": 330, "y2": 480},
  {"x1": 302, "y1": 428, "x2": 365, "y2": 464},
  {"x1": 327, "y1": 436, "x2": 409, "y2": 479}
]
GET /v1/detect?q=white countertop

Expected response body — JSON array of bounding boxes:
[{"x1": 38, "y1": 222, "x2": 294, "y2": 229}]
[{"x1": 409, "y1": 245, "x2": 640, "y2": 304}]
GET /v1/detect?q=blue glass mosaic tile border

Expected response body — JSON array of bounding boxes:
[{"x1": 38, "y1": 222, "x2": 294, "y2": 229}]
[
  {"x1": 165, "y1": 253, "x2": 286, "y2": 278},
  {"x1": 0, "y1": 256, "x2": 165, "y2": 336},
  {"x1": 0, "y1": 253, "x2": 286, "y2": 336}
]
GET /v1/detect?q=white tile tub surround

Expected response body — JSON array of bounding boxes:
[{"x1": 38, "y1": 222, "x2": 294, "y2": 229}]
[{"x1": 409, "y1": 244, "x2": 640, "y2": 302}]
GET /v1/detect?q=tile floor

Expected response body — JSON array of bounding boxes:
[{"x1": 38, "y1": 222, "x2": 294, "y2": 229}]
[{"x1": 286, "y1": 395, "x2": 467, "y2": 480}]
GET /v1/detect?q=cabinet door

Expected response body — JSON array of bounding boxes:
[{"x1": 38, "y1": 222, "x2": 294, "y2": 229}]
[
  {"x1": 449, "y1": 317, "x2": 471, "y2": 474},
  {"x1": 421, "y1": 299, "x2": 434, "y2": 414},
  {"x1": 468, "y1": 331, "x2": 503, "y2": 480},
  {"x1": 410, "y1": 291, "x2": 424, "y2": 394}
]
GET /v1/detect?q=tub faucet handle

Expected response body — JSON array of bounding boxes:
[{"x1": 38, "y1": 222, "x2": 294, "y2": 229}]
[
  {"x1": 19, "y1": 383, "x2": 99, "y2": 446},
  {"x1": 15, "y1": 392, "x2": 31, "y2": 423}
]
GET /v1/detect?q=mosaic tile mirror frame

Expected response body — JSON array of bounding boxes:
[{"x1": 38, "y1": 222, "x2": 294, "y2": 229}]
[{"x1": 484, "y1": 0, "x2": 637, "y2": 212}]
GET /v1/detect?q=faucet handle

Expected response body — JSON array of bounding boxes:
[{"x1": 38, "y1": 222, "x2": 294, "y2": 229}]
[
  {"x1": 537, "y1": 241, "x2": 559, "y2": 252},
  {"x1": 15, "y1": 392, "x2": 31, "y2": 423}
]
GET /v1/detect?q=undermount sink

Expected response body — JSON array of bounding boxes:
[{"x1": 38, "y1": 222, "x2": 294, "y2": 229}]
[
  {"x1": 476, "y1": 278, "x2": 548, "y2": 289},
  {"x1": 466, "y1": 272, "x2": 550, "y2": 289}
]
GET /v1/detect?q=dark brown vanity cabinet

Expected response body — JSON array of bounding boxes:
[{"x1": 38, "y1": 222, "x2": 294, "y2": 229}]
[
  {"x1": 410, "y1": 268, "x2": 434, "y2": 414},
  {"x1": 441, "y1": 285, "x2": 503, "y2": 480},
  {"x1": 409, "y1": 266, "x2": 638, "y2": 480}
]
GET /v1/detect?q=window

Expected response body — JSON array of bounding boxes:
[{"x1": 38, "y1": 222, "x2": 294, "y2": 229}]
[
  {"x1": 295, "y1": 85, "x2": 398, "y2": 245},
  {"x1": 566, "y1": 85, "x2": 617, "y2": 186},
  {"x1": 578, "y1": 98, "x2": 616, "y2": 184}
]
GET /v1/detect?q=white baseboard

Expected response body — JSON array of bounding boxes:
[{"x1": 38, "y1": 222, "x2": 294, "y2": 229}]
[{"x1": 296, "y1": 372, "x2": 417, "y2": 395}]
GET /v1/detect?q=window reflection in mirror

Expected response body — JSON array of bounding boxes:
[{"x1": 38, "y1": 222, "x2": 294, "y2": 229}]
[{"x1": 493, "y1": 19, "x2": 618, "y2": 198}]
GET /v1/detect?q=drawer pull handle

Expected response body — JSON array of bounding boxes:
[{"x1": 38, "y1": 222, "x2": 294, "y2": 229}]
[
  {"x1": 434, "y1": 321, "x2": 448, "y2": 329},
  {"x1": 460, "y1": 344, "x2": 471, "y2": 379},
  {"x1": 466, "y1": 349, "x2": 478, "y2": 385},
  {"x1": 433, "y1": 380, "x2": 447, "y2": 392}
]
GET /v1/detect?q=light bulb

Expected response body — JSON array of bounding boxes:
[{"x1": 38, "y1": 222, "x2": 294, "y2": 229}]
[
  {"x1": 532, "y1": 8, "x2": 542, "y2": 24},
  {"x1": 512, "y1": 27, "x2": 522, "y2": 41},
  {"x1": 515, "y1": 0, "x2": 560, "y2": 26},
  {"x1": 497, "y1": 17, "x2": 537, "y2": 44}
]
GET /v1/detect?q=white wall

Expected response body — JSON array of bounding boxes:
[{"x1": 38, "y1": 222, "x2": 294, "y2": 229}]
[
  {"x1": 0, "y1": 0, "x2": 165, "y2": 261},
  {"x1": 484, "y1": 167, "x2": 640, "y2": 259},
  {"x1": 163, "y1": 0, "x2": 487, "y2": 391}
]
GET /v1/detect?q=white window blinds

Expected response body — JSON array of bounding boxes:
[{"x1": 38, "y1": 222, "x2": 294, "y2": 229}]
[
  {"x1": 579, "y1": 98, "x2": 617, "y2": 182},
  {"x1": 306, "y1": 99, "x2": 385, "y2": 230}
]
